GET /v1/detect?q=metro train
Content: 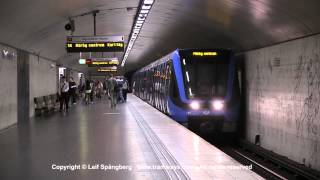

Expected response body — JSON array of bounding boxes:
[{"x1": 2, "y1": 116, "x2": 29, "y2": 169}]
[{"x1": 132, "y1": 48, "x2": 241, "y2": 134}]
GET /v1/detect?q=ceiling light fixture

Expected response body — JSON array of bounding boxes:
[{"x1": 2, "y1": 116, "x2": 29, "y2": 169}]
[{"x1": 121, "y1": 0, "x2": 155, "y2": 67}]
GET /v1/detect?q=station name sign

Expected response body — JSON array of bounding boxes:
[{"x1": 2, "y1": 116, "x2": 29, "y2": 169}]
[{"x1": 66, "y1": 36, "x2": 125, "y2": 52}]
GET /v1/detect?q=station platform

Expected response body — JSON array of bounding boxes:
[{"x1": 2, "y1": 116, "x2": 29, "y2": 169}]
[{"x1": 0, "y1": 94, "x2": 263, "y2": 180}]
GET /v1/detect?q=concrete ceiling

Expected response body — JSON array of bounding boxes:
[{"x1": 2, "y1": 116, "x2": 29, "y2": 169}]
[{"x1": 1, "y1": 0, "x2": 320, "y2": 74}]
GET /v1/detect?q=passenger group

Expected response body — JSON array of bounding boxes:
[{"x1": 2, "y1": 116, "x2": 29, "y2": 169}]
[{"x1": 58, "y1": 75, "x2": 129, "y2": 112}]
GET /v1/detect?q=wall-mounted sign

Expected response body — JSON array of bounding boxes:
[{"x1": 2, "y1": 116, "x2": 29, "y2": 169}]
[
  {"x1": 1, "y1": 49, "x2": 15, "y2": 60},
  {"x1": 66, "y1": 36, "x2": 124, "y2": 52}
]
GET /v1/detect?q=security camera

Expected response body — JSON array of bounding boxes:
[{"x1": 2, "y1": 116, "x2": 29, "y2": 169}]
[{"x1": 65, "y1": 19, "x2": 75, "y2": 32}]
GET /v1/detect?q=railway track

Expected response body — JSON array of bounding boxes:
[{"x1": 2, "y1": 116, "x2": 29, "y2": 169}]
[
  {"x1": 223, "y1": 147, "x2": 288, "y2": 180},
  {"x1": 218, "y1": 140, "x2": 320, "y2": 180}
]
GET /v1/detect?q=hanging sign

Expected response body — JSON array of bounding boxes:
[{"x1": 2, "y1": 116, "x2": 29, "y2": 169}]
[
  {"x1": 97, "y1": 66, "x2": 117, "y2": 72},
  {"x1": 66, "y1": 36, "x2": 124, "y2": 52}
]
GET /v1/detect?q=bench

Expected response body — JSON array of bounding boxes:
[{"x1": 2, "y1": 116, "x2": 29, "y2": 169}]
[{"x1": 34, "y1": 94, "x2": 60, "y2": 117}]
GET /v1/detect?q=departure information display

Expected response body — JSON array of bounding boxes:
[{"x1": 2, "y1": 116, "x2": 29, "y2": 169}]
[
  {"x1": 97, "y1": 66, "x2": 117, "y2": 72},
  {"x1": 66, "y1": 36, "x2": 124, "y2": 52},
  {"x1": 82, "y1": 58, "x2": 119, "y2": 67}
]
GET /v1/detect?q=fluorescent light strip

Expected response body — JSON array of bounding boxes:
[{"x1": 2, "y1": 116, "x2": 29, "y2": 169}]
[
  {"x1": 189, "y1": 88, "x2": 192, "y2": 96},
  {"x1": 121, "y1": 0, "x2": 155, "y2": 66},
  {"x1": 186, "y1": 71, "x2": 190, "y2": 82}
]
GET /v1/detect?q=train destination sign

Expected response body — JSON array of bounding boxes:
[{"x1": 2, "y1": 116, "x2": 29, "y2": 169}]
[
  {"x1": 66, "y1": 36, "x2": 124, "y2": 52},
  {"x1": 192, "y1": 52, "x2": 217, "y2": 56}
]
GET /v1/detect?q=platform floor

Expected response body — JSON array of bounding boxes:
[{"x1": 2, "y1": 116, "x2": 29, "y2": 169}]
[{"x1": 0, "y1": 94, "x2": 263, "y2": 180}]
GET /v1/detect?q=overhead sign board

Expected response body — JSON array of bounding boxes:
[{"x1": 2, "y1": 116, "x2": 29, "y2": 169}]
[
  {"x1": 66, "y1": 36, "x2": 125, "y2": 52},
  {"x1": 82, "y1": 57, "x2": 119, "y2": 67},
  {"x1": 97, "y1": 66, "x2": 117, "y2": 72}
]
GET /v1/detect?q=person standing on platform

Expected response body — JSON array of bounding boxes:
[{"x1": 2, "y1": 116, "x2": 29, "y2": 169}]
[
  {"x1": 96, "y1": 80, "x2": 103, "y2": 100},
  {"x1": 118, "y1": 79, "x2": 125, "y2": 103},
  {"x1": 107, "y1": 74, "x2": 117, "y2": 108},
  {"x1": 69, "y1": 77, "x2": 77, "y2": 105},
  {"x1": 59, "y1": 76, "x2": 69, "y2": 112},
  {"x1": 84, "y1": 79, "x2": 92, "y2": 105},
  {"x1": 122, "y1": 79, "x2": 129, "y2": 102}
]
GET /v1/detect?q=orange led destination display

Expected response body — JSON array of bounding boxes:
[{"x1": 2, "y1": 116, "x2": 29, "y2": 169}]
[{"x1": 66, "y1": 36, "x2": 124, "y2": 52}]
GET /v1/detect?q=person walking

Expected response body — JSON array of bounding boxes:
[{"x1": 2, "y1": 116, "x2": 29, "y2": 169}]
[
  {"x1": 59, "y1": 76, "x2": 69, "y2": 112},
  {"x1": 69, "y1": 77, "x2": 77, "y2": 104},
  {"x1": 107, "y1": 74, "x2": 117, "y2": 108}
]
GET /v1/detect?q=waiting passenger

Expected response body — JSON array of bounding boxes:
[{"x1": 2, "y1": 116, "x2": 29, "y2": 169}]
[
  {"x1": 96, "y1": 80, "x2": 103, "y2": 100},
  {"x1": 107, "y1": 74, "x2": 117, "y2": 108},
  {"x1": 122, "y1": 79, "x2": 129, "y2": 102},
  {"x1": 84, "y1": 79, "x2": 92, "y2": 105},
  {"x1": 90, "y1": 80, "x2": 94, "y2": 103},
  {"x1": 69, "y1": 77, "x2": 77, "y2": 104},
  {"x1": 59, "y1": 76, "x2": 69, "y2": 112},
  {"x1": 117, "y1": 80, "x2": 125, "y2": 103}
]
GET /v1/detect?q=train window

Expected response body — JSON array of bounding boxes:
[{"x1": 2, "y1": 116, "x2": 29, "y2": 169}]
[
  {"x1": 181, "y1": 54, "x2": 230, "y2": 99},
  {"x1": 171, "y1": 71, "x2": 179, "y2": 100}
]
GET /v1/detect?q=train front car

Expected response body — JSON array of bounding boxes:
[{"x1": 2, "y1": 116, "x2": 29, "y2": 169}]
[{"x1": 168, "y1": 49, "x2": 240, "y2": 134}]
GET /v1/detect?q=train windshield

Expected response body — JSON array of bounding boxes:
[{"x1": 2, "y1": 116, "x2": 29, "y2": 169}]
[{"x1": 180, "y1": 51, "x2": 230, "y2": 99}]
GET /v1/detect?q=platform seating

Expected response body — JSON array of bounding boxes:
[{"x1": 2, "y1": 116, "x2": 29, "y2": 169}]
[
  {"x1": 34, "y1": 97, "x2": 46, "y2": 116},
  {"x1": 34, "y1": 94, "x2": 60, "y2": 116}
]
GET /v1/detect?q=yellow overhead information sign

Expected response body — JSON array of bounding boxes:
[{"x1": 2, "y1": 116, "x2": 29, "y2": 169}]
[
  {"x1": 91, "y1": 61, "x2": 119, "y2": 65},
  {"x1": 66, "y1": 42, "x2": 124, "y2": 52},
  {"x1": 66, "y1": 36, "x2": 125, "y2": 53},
  {"x1": 192, "y1": 52, "x2": 218, "y2": 56}
]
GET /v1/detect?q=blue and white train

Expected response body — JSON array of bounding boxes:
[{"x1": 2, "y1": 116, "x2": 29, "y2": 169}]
[{"x1": 132, "y1": 48, "x2": 240, "y2": 133}]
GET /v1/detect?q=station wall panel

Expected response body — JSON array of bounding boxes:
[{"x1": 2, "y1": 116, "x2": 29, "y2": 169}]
[
  {"x1": 245, "y1": 34, "x2": 320, "y2": 170},
  {"x1": 0, "y1": 44, "x2": 17, "y2": 130},
  {"x1": 29, "y1": 55, "x2": 57, "y2": 117}
]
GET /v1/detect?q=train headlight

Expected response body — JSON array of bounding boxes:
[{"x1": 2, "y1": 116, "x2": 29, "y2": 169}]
[
  {"x1": 212, "y1": 100, "x2": 224, "y2": 111},
  {"x1": 189, "y1": 101, "x2": 201, "y2": 110}
]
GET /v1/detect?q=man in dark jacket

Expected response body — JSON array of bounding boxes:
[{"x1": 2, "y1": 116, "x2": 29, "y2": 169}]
[
  {"x1": 59, "y1": 76, "x2": 69, "y2": 112},
  {"x1": 69, "y1": 77, "x2": 77, "y2": 104}
]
